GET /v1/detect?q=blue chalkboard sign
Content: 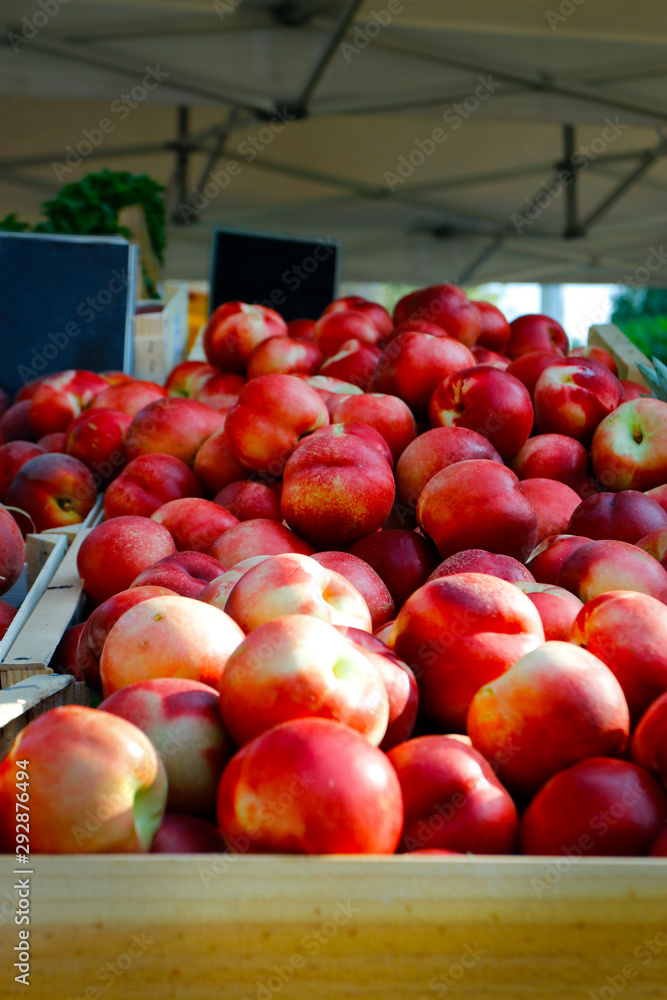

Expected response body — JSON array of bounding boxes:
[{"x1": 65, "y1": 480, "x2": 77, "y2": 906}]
[
  {"x1": 210, "y1": 228, "x2": 340, "y2": 322},
  {"x1": 0, "y1": 231, "x2": 137, "y2": 399}
]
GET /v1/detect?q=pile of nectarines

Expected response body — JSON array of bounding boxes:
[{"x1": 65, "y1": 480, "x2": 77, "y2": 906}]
[{"x1": 1, "y1": 287, "x2": 667, "y2": 859}]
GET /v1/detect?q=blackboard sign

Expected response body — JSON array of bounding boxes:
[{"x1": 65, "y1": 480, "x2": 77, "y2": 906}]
[
  {"x1": 209, "y1": 228, "x2": 340, "y2": 322},
  {"x1": 0, "y1": 232, "x2": 137, "y2": 398}
]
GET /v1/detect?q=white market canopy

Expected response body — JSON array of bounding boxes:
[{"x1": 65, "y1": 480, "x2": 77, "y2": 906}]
[{"x1": 1, "y1": 0, "x2": 666, "y2": 286}]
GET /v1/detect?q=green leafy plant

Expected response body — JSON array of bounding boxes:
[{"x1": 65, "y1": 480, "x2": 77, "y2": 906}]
[
  {"x1": 612, "y1": 287, "x2": 667, "y2": 364},
  {"x1": 0, "y1": 170, "x2": 166, "y2": 296},
  {"x1": 638, "y1": 356, "x2": 667, "y2": 401}
]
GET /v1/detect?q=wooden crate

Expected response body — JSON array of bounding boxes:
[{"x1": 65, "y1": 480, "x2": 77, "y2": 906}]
[
  {"x1": 588, "y1": 323, "x2": 652, "y2": 387},
  {"x1": 0, "y1": 674, "x2": 90, "y2": 759},
  {"x1": 0, "y1": 323, "x2": 664, "y2": 1000},
  {"x1": 0, "y1": 854, "x2": 666, "y2": 998},
  {"x1": 0, "y1": 526, "x2": 92, "y2": 688}
]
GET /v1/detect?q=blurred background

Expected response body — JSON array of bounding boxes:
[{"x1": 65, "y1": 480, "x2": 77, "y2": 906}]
[{"x1": 1, "y1": 0, "x2": 666, "y2": 352}]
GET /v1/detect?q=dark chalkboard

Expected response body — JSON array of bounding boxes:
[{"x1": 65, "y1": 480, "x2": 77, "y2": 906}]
[
  {"x1": 209, "y1": 228, "x2": 340, "y2": 322},
  {"x1": 0, "y1": 232, "x2": 137, "y2": 399}
]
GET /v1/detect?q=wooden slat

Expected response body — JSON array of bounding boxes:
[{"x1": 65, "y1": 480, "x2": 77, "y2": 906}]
[
  {"x1": 0, "y1": 534, "x2": 67, "y2": 681},
  {"x1": 0, "y1": 528, "x2": 91, "y2": 686},
  {"x1": 588, "y1": 323, "x2": 653, "y2": 388},
  {"x1": 0, "y1": 855, "x2": 665, "y2": 998},
  {"x1": 0, "y1": 674, "x2": 90, "y2": 759}
]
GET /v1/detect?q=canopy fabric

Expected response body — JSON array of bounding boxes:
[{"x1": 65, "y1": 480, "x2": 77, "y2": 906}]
[{"x1": 1, "y1": 0, "x2": 666, "y2": 285}]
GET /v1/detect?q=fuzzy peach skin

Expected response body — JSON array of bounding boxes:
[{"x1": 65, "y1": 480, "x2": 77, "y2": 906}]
[
  {"x1": 591, "y1": 398, "x2": 667, "y2": 492},
  {"x1": 311, "y1": 550, "x2": 395, "y2": 631},
  {"x1": 281, "y1": 433, "x2": 395, "y2": 549},
  {"x1": 124, "y1": 397, "x2": 224, "y2": 467},
  {"x1": 224, "y1": 374, "x2": 328, "y2": 476},
  {"x1": 90, "y1": 379, "x2": 167, "y2": 416},
  {"x1": 566, "y1": 490, "x2": 667, "y2": 543},
  {"x1": 151, "y1": 497, "x2": 239, "y2": 553},
  {"x1": 349, "y1": 529, "x2": 440, "y2": 611},
  {"x1": 511, "y1": 581, "x2": 583, "y2": 641},
  {"x1": 570, "y1": 590, "x2": 667, "y2": 724},
  {"x1": 388, "y1": 572, "x2": 545, "y2": 731},
  {"x1": 428, "y1": 549, "x2": 535, "y2": 584},
  {"x1": 533, "y1": 356, "x2": 621, "y2": 443},
  {"x1": 198, "y1": 556, "x2": 270, "y2": 613},
  {"x1": 417, "y1": 459, "x2": 538, "y2": 562},
  {"x1": 387, "y1": 736, "x2": 518, "y2": 854},
  {"x1": 204, "y1": 301, "x2": 287, "y2": 372},
  {"x1": 76, "y1": 586, "x2": 175, "y2": 692},
  {"x1": 0, "y1": 705, "x2": 167, "y2": 853},
  {"x1": 209, "y1": 518, "x2": 313, "y2": 568},
  {"x1": 224, "y1": 553, "x2": 373, "y2": 633},
  {"x1": 327, "y1": 391, "x2": 417, "y2": 464},
  {"x1": 509, "y1": 433, "x2": 591, "y2": 492},
  {"x1": 525, "y1": 533, "x2": 592, "y2": 585},
  {"x1": 103, "y1": 453, "x2": 202, "y2": 520},
  {"x1": 99, "y1": 677, "x2": 234, "y2": 816},
  {"x1": 100, "y1": 594, "x2": 244, "y2": 697},
  {"x1": 370, "y1": 332, "x2": 475, "y2": 422},
  {"x1": 519, "y1": 478, "x2": 581, "y2": 544},
  {"x1": 558, "y1": 539, "x2": 667, "y2": 604},
  {"x1": 216, "y1": 717, "x2": 403, "y2": 854},
  {"x1": 429, "y1": 366, "x2": 534, "y2": 462},
  {"x1": 506, "y1": 313, "x2": 568, "y2": 360},
  {"x1": 218, "y1": 614, "x2": 388, "y2": 746},
  {"x1": 394, "y1": 426, "x2": 502, "y2": 515},
  {"x1": 468, "y1": 641, "x2": 629, "y2": 796},
  {"x1": 77, "y1": 516, "x2": 177, "y2": 606},
  {"x1": 5, "y1": 452, "x2": 97, "y2": 534},
  {"x1": 520, "y1": 758, "x2": 667, "y2": 857}
]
